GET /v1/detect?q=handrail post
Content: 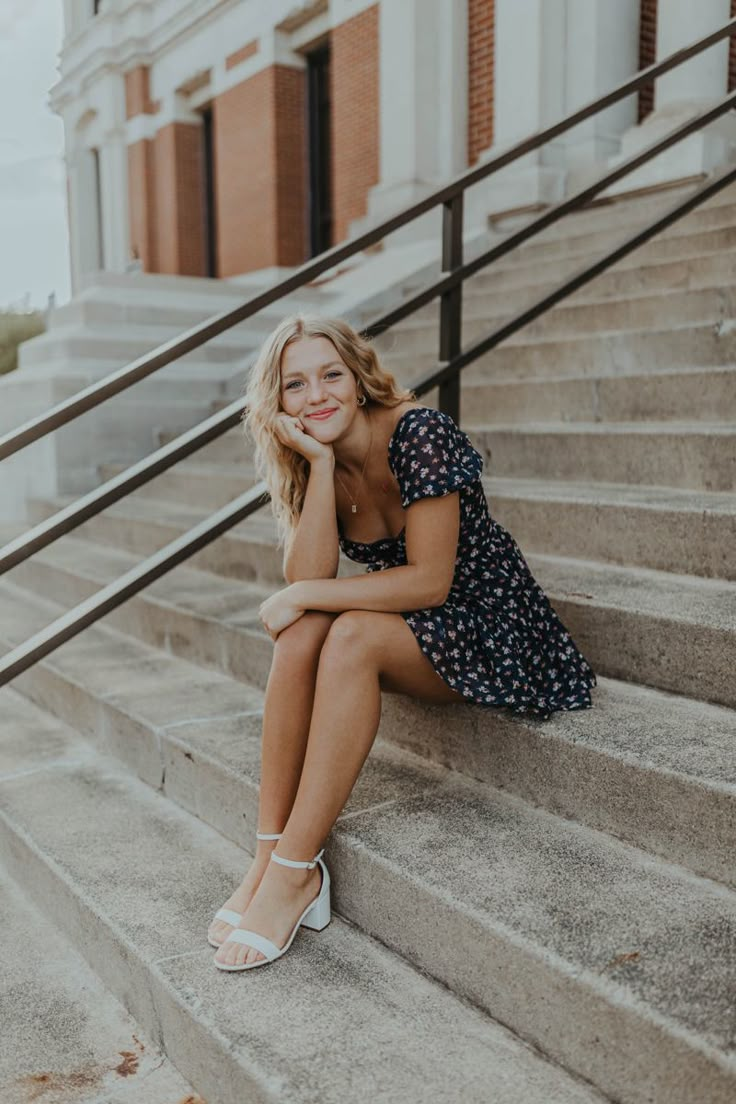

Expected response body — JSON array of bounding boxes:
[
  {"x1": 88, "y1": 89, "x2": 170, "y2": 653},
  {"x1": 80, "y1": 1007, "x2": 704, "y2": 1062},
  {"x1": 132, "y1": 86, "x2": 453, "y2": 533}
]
[{"x1": 439, "y1": 192, "x2": 464, "y2": 423}]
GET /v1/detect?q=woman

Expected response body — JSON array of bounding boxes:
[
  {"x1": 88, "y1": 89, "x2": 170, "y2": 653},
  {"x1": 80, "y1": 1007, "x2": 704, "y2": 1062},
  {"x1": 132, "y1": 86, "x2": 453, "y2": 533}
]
[{"x1": 209, "y1": 313, "x2": 596, "y2": 971}]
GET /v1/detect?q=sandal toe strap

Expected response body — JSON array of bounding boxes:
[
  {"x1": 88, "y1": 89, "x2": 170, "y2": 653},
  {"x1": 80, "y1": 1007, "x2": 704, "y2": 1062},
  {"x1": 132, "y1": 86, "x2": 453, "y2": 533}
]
[
  {"x1": 227, "y1": 928, "x2": 281, "y2": 960},
  {"x1": 213, "y1": 908, "x2": 241, "y2": 927}
]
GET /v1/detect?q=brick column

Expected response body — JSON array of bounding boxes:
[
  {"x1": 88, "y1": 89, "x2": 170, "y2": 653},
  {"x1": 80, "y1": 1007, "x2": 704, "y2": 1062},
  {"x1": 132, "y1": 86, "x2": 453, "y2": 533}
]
[
  {"x1": 151, "y1": 121, "x2": 206, "y2": 276},
  {"x1": 212, "y1": 64, "x2": 307, "y2": 276},
  {"x1": 331, "y1": 4, "x2": 380, "y2": 245},
  {"x1": 126, "y1": 66, "x2": 208, "y2": 276},
  {"x1": 468, "y1": 0, "x2": 495, "y2": 168},
  {"x1": 638, "y1": 0, "x2": 658, "y2": 121}
]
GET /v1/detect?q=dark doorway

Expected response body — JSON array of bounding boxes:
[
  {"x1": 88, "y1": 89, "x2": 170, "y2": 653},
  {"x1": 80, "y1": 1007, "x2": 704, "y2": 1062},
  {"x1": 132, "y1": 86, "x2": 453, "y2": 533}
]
[
  {"x1": 201, "y1": 106, "x2": 218, "y2": 277},
  {"x1": 306, "y1": 43, "x2": 333, "y2": 256}
]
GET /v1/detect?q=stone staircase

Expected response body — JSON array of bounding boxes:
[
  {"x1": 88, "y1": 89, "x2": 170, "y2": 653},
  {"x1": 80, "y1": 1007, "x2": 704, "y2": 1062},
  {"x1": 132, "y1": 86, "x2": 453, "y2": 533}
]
[{"x1": 1, "y1": 181, "x2": 735, "y2": 1103}]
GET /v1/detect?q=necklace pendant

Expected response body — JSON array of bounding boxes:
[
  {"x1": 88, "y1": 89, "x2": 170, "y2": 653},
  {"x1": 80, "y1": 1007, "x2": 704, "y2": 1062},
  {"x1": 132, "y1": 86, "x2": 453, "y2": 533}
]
[{"x1": 351, "y1": 504, "x2": 357, "y2": 513}]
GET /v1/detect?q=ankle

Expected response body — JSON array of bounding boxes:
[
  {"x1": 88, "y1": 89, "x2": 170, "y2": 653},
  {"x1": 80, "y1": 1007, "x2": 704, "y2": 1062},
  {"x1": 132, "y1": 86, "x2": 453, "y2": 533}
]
[
  {"x1": 268, "y1": 855, "x2": 319, "y2": 888},
  {"x1": 255, "y1": 835, "x2": 281, "y2": 856}
]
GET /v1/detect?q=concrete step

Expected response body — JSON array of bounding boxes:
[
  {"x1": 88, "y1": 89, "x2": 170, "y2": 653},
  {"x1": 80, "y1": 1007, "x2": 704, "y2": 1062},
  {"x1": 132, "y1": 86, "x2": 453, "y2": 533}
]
[
  {"x1": 487, "y1": 478, "x2": 736, "y2": 582},
  {"x1": 0, "y1": 676, "x2": 733, "y2": 1104},
  {"x1": 4, "y1": 540, "x2": 735, "y2": 891},
  {"x1": 19, "y1": 322, "x2": 264, "y2": 370},
  {"x1": 508, "y1": 186, "x2": 736, "y2": 242},
  {"x1": 98, "y1": 459, "x2": 260, "y2": 510},
  {"x1": 26, "y1": 493, "x2": 286, "y2": 585},
  {"x1": 463, "y1": 421, "x2": 736, "y2": 492},
  {"x1": 0, "y1": 821, "x2": 201, "y2": 1102},
  {"x1": 382, "y1": 286, "x2": 736, "y2": 351},
  {"x1": 51, "y1": 295, "x2": 263, "y2": 333},
  {"x1": 0, "y1": 692, "x2": 610, "y2": 1104},
  {"x1": 491, "y1": 178, "x2": 736, "y2": 239},
  {"x1": 527, "y1": 552, "x2": 736, "y2": 709},
  {"x1": 154, "y1": 426, "x2": 256, "y2": 465},
  {"x1": 382, "y1": 323, "x2": 736, "y2": 385},
  {"x1": 399, "y1": 254, "x2": 736, "y2": 326},
  {"x1": 465, "y1": 227, "x2": 736, "y2": 295},
  {"x1": 503, "y1": 212, "x2": 736, "y2": 267},
  {"x1": 14, "y1": 492, "x2": 736, "y2": 707},
  {"x1": 459, "y1": 367, "x2": 736, "y2": 424}
]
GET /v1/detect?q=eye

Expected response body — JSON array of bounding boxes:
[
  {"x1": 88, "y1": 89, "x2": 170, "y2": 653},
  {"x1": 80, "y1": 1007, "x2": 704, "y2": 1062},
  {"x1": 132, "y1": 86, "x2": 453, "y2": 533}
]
[{"x1": 285, "y1": 370, "x2": 342, "y2": 390}]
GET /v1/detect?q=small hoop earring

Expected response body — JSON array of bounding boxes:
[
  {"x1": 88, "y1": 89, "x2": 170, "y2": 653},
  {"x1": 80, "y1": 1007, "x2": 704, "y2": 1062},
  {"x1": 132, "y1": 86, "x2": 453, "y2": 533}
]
[{"x1": 357, "y1": 394, "x2": 366, "y2": 406}]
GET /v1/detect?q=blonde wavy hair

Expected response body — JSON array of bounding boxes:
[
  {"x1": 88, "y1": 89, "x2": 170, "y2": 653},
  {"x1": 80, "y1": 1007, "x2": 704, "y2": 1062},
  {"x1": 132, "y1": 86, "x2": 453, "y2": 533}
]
[{"x1": 241, "y1": 313, "x2": 417, "y2": 555}]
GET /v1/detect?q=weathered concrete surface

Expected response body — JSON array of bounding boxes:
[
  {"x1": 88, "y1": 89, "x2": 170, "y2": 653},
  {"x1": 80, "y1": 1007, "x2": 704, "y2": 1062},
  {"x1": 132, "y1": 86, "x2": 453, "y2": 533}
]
[
  {"x1": 461, "y1": 367, "x2": 736, "y2": 424},
  {"x1": 0, "y1": 862, "x2": 201, "y2": 1104},
  {"x1": 484, "y1": 477, "x2": 736, "y2": 580},
  {"x1": 0, "y1": 695, "x2": 607, "y2": 1104},
  {"x1": 0, "y1": 693, "x2": 734, "y2": 1104}
]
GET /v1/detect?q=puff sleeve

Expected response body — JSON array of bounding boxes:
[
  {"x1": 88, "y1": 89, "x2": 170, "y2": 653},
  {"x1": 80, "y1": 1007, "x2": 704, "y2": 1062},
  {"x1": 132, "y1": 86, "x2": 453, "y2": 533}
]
[{"x1": 388, "y1": 407, "x2": 484, "y2": 508}]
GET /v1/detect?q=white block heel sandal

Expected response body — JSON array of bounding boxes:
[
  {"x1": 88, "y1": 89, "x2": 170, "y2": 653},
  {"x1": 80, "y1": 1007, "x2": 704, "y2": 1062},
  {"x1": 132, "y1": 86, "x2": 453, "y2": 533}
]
[
  {"x1": 207, "y1": 831, "x2": 282, "y2": 948},
  {"x1": 213, "y1": 846, "x2": 331, "y2": 972}
]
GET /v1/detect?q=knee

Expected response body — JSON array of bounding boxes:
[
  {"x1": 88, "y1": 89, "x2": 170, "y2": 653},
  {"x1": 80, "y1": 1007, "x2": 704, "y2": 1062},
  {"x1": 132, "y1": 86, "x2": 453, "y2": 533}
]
[
  {"x1": 273, "y1": 610, "x2": 336, "y2": 665},
  {"x1": 320, "y1": 611, "x2": 376, "y2": 663}
]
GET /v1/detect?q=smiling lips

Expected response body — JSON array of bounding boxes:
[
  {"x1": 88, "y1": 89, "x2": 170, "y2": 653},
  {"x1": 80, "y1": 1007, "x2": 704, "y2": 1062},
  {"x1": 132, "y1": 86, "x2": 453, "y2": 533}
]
[{"x1": 308, "y1": 408, "x2": 337, "y2": 420}]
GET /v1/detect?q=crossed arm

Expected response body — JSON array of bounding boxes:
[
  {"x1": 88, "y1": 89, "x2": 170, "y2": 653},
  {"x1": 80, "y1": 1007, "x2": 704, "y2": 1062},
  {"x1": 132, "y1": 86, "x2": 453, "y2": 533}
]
[{"x1": 261, "y1": 492, "x2": 461, "y2": 636}]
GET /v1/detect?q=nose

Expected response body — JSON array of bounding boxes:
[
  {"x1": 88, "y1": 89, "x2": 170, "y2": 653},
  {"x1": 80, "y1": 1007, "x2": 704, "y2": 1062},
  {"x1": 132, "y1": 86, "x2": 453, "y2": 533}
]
[{"x1": 305, "y1": 379, "x2": 328, "y2": 404}]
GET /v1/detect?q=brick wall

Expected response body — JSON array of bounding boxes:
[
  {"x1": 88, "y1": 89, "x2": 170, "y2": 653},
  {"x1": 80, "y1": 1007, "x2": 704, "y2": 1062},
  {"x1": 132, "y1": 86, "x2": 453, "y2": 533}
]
[
  {"x1": 213, "y1": 64, "x2": 307, "y2": 276},
  {"x1": 152, "y1": 122, "x2": 207, "y2": 276},
  {"x1": 468, "y1": 0, "x2": 494, "y2": 166},
  {"x1": 331, "y1": 4, "x2": 379, "y2": 244},
  {"x1": 638, "y1": 0, "x2": 658, "y2": 121}
]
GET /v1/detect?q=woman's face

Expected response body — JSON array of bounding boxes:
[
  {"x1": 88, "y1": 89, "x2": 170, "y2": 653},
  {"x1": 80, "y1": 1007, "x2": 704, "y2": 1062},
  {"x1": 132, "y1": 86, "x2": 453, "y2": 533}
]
[{"x1": 280, "y1": 336, "x2": 360, "y2": 437}]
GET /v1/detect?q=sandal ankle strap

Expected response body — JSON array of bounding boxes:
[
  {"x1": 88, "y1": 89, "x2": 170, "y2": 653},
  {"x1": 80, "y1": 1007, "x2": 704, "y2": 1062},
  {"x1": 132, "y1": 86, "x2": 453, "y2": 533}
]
[
  {"x1": 256, "y1": 831, "x2": 283, "y2": 840},
  {"x1": 271, "y1": 847, "x2": 324, "y2": 869}
]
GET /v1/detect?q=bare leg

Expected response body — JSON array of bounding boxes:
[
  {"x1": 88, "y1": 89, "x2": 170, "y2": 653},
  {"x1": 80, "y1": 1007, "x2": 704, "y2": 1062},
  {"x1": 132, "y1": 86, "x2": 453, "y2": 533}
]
[
  {"x1": 207, "y1": 611, "x2": 337, "y2": 945},
  {"x1": 215, "y1": 609, "x2": 465, "y2": 966}
]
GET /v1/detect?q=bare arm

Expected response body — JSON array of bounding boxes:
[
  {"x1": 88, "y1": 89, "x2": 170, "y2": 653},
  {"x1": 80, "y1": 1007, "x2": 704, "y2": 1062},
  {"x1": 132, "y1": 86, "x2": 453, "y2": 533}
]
[
  {"x1": 289, "y1": 492, "x2": 460, "y2": 611},
  {"x1": 283, "y1": 455, "x2": 339, "y2": 584}
]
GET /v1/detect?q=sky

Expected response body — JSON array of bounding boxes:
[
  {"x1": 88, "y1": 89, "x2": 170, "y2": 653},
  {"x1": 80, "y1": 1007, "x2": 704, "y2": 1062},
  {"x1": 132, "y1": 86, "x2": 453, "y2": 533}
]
[{"x1": 0, "y1": 0, "x2": 70, "y2": 311}]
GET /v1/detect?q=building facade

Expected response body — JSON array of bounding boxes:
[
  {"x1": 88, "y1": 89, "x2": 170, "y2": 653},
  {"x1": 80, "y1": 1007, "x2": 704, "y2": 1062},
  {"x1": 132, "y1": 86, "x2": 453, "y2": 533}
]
[{"x1": 53, "y1": 0, "x2": 736, "y2": 293}]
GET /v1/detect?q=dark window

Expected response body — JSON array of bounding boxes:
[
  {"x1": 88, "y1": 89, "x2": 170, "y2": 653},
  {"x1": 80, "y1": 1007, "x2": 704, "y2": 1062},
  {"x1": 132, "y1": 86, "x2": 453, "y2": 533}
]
[
  {"x1": 306, "y1": 44, "x2": 333, "y2": 256},
  {"x1": 201, "y1": 107, "x2": 218, "y2": 277}
]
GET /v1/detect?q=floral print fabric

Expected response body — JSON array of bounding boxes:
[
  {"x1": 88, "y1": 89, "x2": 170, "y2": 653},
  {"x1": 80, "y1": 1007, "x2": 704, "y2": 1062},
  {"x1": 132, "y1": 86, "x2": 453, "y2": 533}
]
[{"x1": 338, "y1": 406, "x2": 597, "y2": 720}]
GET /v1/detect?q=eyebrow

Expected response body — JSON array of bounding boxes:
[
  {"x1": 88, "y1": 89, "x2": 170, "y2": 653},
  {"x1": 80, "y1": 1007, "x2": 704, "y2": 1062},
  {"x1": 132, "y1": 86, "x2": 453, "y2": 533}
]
[{"x1": 282, "y1": 361, "x2": 343, "y2": 381}]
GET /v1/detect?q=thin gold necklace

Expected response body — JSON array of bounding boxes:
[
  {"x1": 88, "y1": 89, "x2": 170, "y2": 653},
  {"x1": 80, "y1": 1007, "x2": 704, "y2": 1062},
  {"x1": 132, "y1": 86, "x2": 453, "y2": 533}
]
[{"x1": 335, "y1": 407, "x2": 373, "y2": 513}]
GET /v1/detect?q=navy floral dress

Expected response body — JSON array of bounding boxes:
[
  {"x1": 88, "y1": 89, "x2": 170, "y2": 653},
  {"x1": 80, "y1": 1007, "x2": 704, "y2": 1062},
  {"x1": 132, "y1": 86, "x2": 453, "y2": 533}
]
[{"x1": 338, "y1": 406, "x2": 597, "y2": 720}]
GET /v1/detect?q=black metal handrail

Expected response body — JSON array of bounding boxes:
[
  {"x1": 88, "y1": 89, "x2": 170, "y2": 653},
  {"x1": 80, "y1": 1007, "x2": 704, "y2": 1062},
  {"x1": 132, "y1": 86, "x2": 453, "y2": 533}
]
[
  {"x1": 1, "y1": 15, "x2": 734, "y2": 462},
  {"x1": 3, "y1": 85, "x2": 736, "y2": 578},
  {"x1": 2, "y1": 18, "x2": 736, "y2": 684}
]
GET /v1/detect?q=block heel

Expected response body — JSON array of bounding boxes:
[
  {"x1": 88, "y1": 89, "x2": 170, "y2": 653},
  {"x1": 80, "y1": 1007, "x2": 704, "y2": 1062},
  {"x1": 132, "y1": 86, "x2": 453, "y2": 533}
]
[{"x1": 300, "y1": 868, "x2": 331, "y2": 931}]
